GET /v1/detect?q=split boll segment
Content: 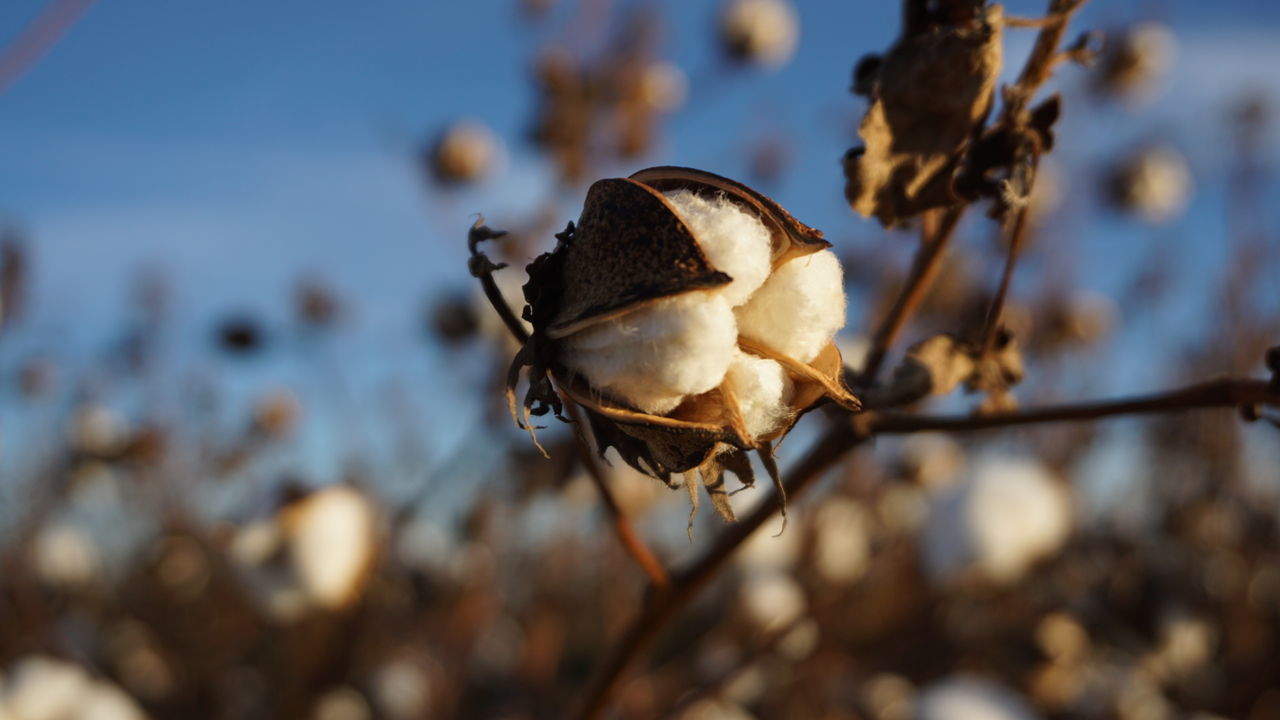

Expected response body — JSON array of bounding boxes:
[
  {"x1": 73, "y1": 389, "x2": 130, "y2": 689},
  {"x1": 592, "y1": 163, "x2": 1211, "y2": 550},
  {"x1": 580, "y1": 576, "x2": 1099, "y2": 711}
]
[{"x1": 488, "y1": 166, "x2": 859, "y2": 529}]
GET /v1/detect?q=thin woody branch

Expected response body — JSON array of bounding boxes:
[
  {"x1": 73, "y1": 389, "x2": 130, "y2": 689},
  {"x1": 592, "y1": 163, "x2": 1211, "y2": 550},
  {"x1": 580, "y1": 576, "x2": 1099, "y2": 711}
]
[{"x1": 866, "y1": 378, "x2": 1280, "y2": 435}]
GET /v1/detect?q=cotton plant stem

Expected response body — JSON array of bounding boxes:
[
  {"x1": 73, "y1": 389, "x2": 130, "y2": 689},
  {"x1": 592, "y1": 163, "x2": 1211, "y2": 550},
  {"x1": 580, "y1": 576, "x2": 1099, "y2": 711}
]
[
  {"x1": 573, "y1": 424, "x2": 858, "y2": 720},
  {"x1": 563, "y1": 398, "x2": 671, "y2": 592},
  {"x1": 1008, "y1": 0, "x2": 1088, "y2": 114},
  {"x1": 859, "y1": 206, "x2": 965, "y2": 384},
  {"x1": 980, "y1": 204, "x2": 1030, "y2": 355},
  {"x1": 866, "y1": 379, "x2": 1280, "y2": 435}
]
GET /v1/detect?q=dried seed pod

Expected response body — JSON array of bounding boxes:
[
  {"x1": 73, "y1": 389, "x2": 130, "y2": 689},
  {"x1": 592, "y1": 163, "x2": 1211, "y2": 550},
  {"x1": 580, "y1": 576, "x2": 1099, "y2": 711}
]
[
  {"x1": 843, "y1": 3, "x2": 1004, "y2": 226},
  {"x1": 484, "y1": 166, "x2": 859, "y2": 531}
]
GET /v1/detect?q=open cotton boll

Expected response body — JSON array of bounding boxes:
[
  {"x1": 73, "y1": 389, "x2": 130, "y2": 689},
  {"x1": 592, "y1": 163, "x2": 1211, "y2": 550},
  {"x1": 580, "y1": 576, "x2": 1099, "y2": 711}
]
[
  {"x1": 918, "y1": 675, "x2": 1042, "y2": 720},
  {"x1": 562, "y1": 292, "x2": 738, "y2": 414},
  {"x1": 284, "y1": 486, "x2": 378, "y2": 610},
  {"x1": 663, "y1": 189, "x2": 774, "y2": 307},
  {"x1": 725, "y1": 351, "x2": 793, "y2": 439},
  {"x1": 735, "y1": 249, "x2": 845, "y2": 363},
  {"x1": 923, "y1": 457, "x2": 1071, "y2": 583}
]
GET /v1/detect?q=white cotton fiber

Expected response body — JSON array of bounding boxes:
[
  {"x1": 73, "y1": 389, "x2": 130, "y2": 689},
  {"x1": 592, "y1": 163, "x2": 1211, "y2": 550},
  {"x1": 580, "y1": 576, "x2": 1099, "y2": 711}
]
[
  {"x1": 923, "y1": 457, "x2": 1072, "y2": 584},
  {"x1": 663, "y1": 189, "x2": 774, "y2": 307},
  {"x1": 735, "y1": 249, "x2": 845, "y2": 363},
  {"x1": 563, "y1": 292, "x2": 738, "y2": 414},
  {"x1": 725, "y1": 351, "x2": 793, "y2": 439}
]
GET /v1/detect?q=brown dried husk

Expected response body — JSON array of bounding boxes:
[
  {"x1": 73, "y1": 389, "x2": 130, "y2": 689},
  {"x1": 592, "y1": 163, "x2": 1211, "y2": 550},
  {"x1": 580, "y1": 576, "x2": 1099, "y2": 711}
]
[
  {"x1": 844, "y1": 4, "x2": 1004, "y2": 226},
  {"x1": 510, "y1": 166, "x2": 860, "y2": 529}
]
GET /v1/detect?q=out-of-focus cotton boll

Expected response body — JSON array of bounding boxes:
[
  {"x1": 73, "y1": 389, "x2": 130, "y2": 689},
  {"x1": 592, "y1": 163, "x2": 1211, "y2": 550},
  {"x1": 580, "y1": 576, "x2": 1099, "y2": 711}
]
[
  {"x1": 371, "y1": 659, "x2": 431, "y2": 720},
  {"x1": 72, "y1": 682, "x2": 148, "y2": 720},
  {"x1": 736, "y1": 250, "x2": 845, "y2": 363},
  {"x1": 1107, "y1": 146, "x2": 1192, "y2": 224},
  {"x1": 813, "y1": 498, "x2": 871, "y2": 584},
  {"x1": 900, "y1": 434, "x2": 965, "y2": 490},
  {"x1": 311, "y1": 687, "x2": 373, "y2": 720},
  {"x1": 719, "y1": 0, "x2": 799, "y2": 69},
  {"x1": 31, "y1": 522, "x2": 100, "y2": 589},
  {"x1": 283, "y1": 486, "x2": 379, "y2": 610},
  {"x1": 68, "y1": 405, "x2": 128, "y2": 458},
  {"x1": 429, "y1": 120, "x2": 498, "y2": 185},
  {"x1": 917, "y1": 675, "x2": 1043, "y2": 720},
  {"x1": 739, "y1": 571, "x2": 806, "y2": 632},
  {"x1": 4, "y1": 657, "x2": 91, "y2": 720},
  {"x1": 924, "y1": 457, "x2": 1072, "y2": 583},
  {"x1": 679, "y1": 698, "x2": 758, "y2": 720},
  {"x1": 563, "y1": 293, "x2": 738, "y2": 414},
  {"x1": 1095, "y1": 22, "x2": 1176, "y2": 103},
  {"x1": 639, "y1": 62, "x2": 689, "y2": 112},
  {"x1": 737, "y1": 513, "x2": 800, "y2": 573},
  {"x1": 725, "y1": 351, "x2": 793, "y2": 438},
  {"x1": 663, "y1": 190, "x2": 773, "y2": 307}
]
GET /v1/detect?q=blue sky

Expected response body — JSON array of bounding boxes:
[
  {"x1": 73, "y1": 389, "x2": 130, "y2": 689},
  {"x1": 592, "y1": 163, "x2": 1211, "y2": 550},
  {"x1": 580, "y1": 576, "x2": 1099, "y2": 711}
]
[{"x1": 1, "y1": 0, "x2": 1278, "y2": 477}]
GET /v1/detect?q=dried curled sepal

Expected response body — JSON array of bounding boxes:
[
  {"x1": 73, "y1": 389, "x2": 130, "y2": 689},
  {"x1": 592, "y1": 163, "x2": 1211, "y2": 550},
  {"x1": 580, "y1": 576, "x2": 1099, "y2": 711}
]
[
  {"x1": 629, "y1": 165, "x2": 831, "y2": 267},
  {"x1": 844, "y1": 4, "x2": 1004, "y2": 226},
  {"x1": 739, "y1": 338, "x2": 861, "y2": 422},
  {"x1": 547, "y1": 178, "x2": 731, "y2": 338}
]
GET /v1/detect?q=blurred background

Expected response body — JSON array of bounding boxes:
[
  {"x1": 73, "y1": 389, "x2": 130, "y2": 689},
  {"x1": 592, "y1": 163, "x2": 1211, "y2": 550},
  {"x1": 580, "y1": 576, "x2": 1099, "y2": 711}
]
[{"x1": 0, "y1": 0, "x2": 1278, "y2": 718}]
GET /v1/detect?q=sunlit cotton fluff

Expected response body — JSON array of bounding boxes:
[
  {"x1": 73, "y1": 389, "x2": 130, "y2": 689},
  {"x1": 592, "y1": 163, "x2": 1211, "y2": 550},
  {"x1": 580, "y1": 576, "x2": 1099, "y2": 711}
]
[
  {"x1": 724, "y1": 351, "x2": 793, "y2": 438},
  {"x1": 284, "y1": 486, "x2": 378, "y2": 610},
  {"x1": 924, "y1": 457, "x2": 1072, "y2": 583},
  {"x1": 918, "y1": 675, "x2": 1042, "y2": 720},
  {"x1": 735, "y1": 249, "x2": 845, "y2": 363},
  {"x1": 562, "y1": 292, "x2": 738, "y2": 414},
  {"x1": 662, "y1": 189, "x2": 773, "y2": 307}
]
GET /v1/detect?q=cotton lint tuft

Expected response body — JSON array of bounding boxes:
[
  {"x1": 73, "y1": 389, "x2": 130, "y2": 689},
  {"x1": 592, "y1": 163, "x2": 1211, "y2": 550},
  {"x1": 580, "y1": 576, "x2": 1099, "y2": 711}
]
[
  {"x1": 561, "y1": 292, "x2": 739, "y2": 414},
  {"x1": 663, "y1": 188, "x2": 774, "y2": 307},
  {"x1": 735, "y1": 249, "x2": 846, "y2": 363},
  {"x1": 725, "y1": 350, "x2": 794, "y2": 439}
]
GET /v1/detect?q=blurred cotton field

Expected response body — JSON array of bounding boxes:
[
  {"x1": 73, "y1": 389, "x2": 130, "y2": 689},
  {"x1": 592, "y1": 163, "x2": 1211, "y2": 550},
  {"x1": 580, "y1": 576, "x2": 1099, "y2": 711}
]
[{"x1": 2, "y1": 1, "x2": 1280, "y2": 719}]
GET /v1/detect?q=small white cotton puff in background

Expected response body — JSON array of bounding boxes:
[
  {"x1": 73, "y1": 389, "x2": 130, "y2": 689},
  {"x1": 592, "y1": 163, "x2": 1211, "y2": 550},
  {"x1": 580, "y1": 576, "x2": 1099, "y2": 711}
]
[
  {"x1": 663, "y1": 190, "x2": 773, "y2": 307},
  {"x1": 917, "y1": 675, "x2": 1043, "y2": 720},
  {"x1": 283, "y1": 486, "x2": 379, "y2": 610},
  {"x1": 924, "y1": 457, "x2": 1072, "y2": 584},
  {"x1": 1, "y1": 656, "x2": 148, "y2": 720},
  {"x1": 813, "y1": 498, "x2": 871, "y2": 584},
  {"x1": 720, "y1": 0, "x2": 800, "y2": 69},
  {"x1": 724, "y1": 351, "x2": 793, "y2": 439},
  {"x1": 735, "y1": 249, "x2": 845, "y2": 364},
  {"x1": 562, "y1": 293, "x2": 738, "y2": 414},
  {"x1": 31, "y1": 521, "x2": 100, "y2": 589},
  {"x1": 738, "y1": 571, "x2": 806, "y2": 632}
]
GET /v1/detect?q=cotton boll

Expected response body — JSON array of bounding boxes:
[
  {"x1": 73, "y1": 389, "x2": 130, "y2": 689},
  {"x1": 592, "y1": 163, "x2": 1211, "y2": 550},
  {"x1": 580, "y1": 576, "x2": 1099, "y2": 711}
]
[
  {"x1": 663, "y1": 190, "x2": 773, "y2": 307},
  {"x1": 284, "y1": 486, "x2": 379, "y2": 610},
  {"x1": 4, "y1": 656, "x2": 92, "y2": 720},
  {"x1": 725, "y1": 351, "x2": 793, "y2": 439},
  {"x1": 735, "y1": 250, "x2": 845, "y2": 363},
  {"x1": 918, "y1": 675, "x2": 1042, "y2": 720},
  {"x1": 813, "y1": 498, "x2": 871, "y2": 584},
  {"x1": 563, "y1": 293, "x2": 738, "y2": 414},
  {"x1": 72, "y1": 682, "x2": 148, "y2": 720},
  {"x1": 924, "y1": 457, "x2": 1072, "y2": 583},
  {"x1": 739, "y1": 571, "x2": 806, "y2": 632}
]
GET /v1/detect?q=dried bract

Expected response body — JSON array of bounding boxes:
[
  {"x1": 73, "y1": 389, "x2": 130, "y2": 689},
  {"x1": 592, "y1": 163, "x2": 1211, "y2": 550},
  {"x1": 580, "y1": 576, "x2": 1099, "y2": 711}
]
[
  {"x1": 476, "y1": 166, "x2": 859, "y2": 531},
  {"x1": 844, "y1": 3, "x2": 1004, "y2": 226}
]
